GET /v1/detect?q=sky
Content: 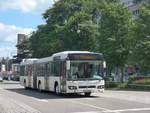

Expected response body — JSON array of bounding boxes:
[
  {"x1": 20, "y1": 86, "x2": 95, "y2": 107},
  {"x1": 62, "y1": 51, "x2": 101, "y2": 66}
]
[{"x1": 0, "y1": 0, "x2": 55, "y2": 58}]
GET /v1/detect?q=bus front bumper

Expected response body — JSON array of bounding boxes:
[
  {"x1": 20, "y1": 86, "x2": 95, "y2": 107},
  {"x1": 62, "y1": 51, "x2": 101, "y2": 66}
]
[
  {"x1": 66, "y1": 81, "x2": 105, "y2": 93},
  {"x1": 66, "y1": 86, "x2": 104, "y2": 93}
]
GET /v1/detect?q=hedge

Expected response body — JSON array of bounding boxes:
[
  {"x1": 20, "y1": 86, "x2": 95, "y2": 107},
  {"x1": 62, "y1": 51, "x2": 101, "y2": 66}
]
[
  {"x1": 127, "y1": 84, "x2": 150, "y2": 90},
  {"x1": 105, "y1": 82, "x2": 121, "y2": 88},
  {"x1": 127, "y1": 76, "x2": 150, "y2": 90},
  {"x1": 129, "y1": 76, "x2": 150, "y2": 81}
]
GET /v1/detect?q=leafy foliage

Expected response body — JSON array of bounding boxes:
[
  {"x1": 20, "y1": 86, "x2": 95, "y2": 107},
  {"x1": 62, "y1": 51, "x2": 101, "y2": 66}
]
[
  {"x1": 95, "y1": 1, "x2": 133, "y2": 68},
  {"x1": 30, "y1": 0, "x2": 101, "y2": 57},
  {"x1": 131, "y1": 1, "x2": 150, "y2": 72},
  {"x1": 18, "y1": 0, "x2": 150, "y2": 74}
]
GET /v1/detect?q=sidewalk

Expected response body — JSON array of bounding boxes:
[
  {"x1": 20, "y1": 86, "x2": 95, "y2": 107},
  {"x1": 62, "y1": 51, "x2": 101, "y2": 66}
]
[{"x1": 0, "y1": 94, "x2": 41, "y2": 113}]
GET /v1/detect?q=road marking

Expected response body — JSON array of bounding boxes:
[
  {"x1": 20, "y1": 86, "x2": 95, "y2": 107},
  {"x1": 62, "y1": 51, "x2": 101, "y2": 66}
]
[
  {"x1": 102, "y1": 107, "x2": 150, "y2": 112},
  {"x1": 2, "y1": 96, "x2": 42, "y2": 113},
  {"x1": 69, "y1": 100, "x2": 112, "y2": 112},
  {"x1": 73, "y1": 108, "x2": 150, "y2": 113},
  {"x1": 27, "y1": 96, "x2": 49, "y2": 102},
  {"x1": 30, "y1": 97, "x2": 49, "y2": 102},
  {"x1": 84, "y1": 98, "x2": 96, "y2": 100},
  {"x1": 35, "y1": 99, "x2": 49, "y2": 102},
  {"x1": 71, "y1": 111, "x2": 99, "y2": 113}
]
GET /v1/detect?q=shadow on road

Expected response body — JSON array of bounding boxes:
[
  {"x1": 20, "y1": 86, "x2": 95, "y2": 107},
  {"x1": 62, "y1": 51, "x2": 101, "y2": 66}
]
[
  {"x1": 1, "y1": 82, "x2": 20, "y2": 85},
  {"x1": 6, "y1": 88, "x2": 100, "y2": 100},
  {"x1": 0, "y1": 80, "x2": 20, "y2": 85}
]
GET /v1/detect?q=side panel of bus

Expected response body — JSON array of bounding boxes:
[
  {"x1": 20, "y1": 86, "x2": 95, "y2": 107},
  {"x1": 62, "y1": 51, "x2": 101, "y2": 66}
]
[
  {"x1": 37, "y1": 76, "x2": 45, "y2": 90},
  {"x1": 35, "y1": 61, "x2": 66, "y2": 93},
  {"x1": 33, "y1": 64, "x2": 37, "y2": 89},
  {"x1": 48, "y1": 77, "x2": 60, "y2": 91},
  {"x1": 21, "y1": 60, "x2": 67, "y2": 93},
  {"x1": 48, "y1": 61, "x2": 61, "y2": 92}
]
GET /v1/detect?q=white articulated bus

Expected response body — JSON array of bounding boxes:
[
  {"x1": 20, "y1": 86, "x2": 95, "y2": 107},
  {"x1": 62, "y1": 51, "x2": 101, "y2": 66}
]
[{"x1": 20, "y1": 51, "x2": 105, "y2": 96}]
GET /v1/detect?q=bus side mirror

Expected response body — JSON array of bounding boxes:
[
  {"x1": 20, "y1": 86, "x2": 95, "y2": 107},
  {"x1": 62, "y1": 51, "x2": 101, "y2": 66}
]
[
  {"x1": 103, "y1": 61, "x2": 106, "y2": 68},
  {"x1": 66, "y1": 61, "x2": 70, "y2": 70}
]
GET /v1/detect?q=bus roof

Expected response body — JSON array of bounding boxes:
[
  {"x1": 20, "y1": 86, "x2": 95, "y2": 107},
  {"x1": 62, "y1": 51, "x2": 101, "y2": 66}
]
[
  {"x1": 20, "y1": 59, "x2": 38, "y2": 65},
  {"x1": 36, "y1": 57, "x2": 53, "y2": 63},
  {"x1": 52, "y1": 51, "x2": 102, "y2": 60},
  {"x1": 21, "y1": 51, "x2": 103, "y2": 65},
  {"x1": 52, "y1": 51, "x2": 91, "y2": 56},
  {"x1": 37, "y1": 51, "x2": 95, "y2": 63}
]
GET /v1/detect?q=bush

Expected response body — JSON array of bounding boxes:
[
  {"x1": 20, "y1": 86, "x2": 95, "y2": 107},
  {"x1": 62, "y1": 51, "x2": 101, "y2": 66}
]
[
  {"x1": 118, "y1": 82, "x2": 128, "y2": 88},
  {"x1": 127, "y1": 84, "x2": 150, "y2": 90},
  {"x1": 129, "y1": 76, "x2": 150, "y2": 81},
  {"x1": 131, "y1": 79, "x2": 150, "y2": 85},
  {"x1": 127, "y1": 75, "x2": 150, "y2": 90},
  {"x1": 105, "y1": 82, "x2": 120, "y2": 88},
  {"x1": 128, "y1": 76, "x2": 150, "y2": 84}
]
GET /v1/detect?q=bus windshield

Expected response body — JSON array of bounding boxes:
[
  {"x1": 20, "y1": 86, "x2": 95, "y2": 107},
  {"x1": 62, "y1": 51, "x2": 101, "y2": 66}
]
[{"x1": 68, "y1": 61, "x2": 103, "y2": 81}]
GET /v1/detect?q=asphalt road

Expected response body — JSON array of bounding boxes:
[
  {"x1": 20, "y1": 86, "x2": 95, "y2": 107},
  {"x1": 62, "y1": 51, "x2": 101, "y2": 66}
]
[{"x1": 0, "y1": 80, "x2": 150, "y2": 113}]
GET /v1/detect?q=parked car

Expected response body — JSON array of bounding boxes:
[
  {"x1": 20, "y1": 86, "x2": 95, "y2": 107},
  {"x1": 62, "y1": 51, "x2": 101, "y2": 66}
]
[
  {"x1": 0, "y1": 76, "x2": 3, "y2": 82},
  {"x1": 104, "y1": 76, "x2": 114, "y2": 82},
  {"x1": 10, "y1": 75, "x2": 19, "y2": 81},
  {"x1": 3, "y1": 76, "x2": 8, "y2": 80}
]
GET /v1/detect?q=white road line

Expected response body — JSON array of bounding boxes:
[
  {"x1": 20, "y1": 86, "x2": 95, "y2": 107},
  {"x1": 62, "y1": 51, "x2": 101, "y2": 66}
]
[
  {"x1": 34, "y1": 98, "x2": 49, "y2": 102},
  {"x1": 7, "y1": 96, "x2": 42, "y2": 113},
  {"x1": 71, "y1": 111, "x2": 99, "y2": 113},
  {"x1": 102, "y1": 107, "x2": 150, "y2": 112},
  {"x1": 69, "y1": 100, "x2": 112, "y2": 112},
  {"x1": 27, "y1": 96, "x2": 49, "y2": 102},
  {"x1": 84, "y1": 98, "x2": 96, "y2": 100}
]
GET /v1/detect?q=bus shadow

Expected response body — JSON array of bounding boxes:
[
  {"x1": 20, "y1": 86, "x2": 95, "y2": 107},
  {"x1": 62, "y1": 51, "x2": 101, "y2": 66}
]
[
  {"x1": 0, "y1": 80, "x2": 20, "y2": 85},
  {"x1": 6, "y1": 88, "x2": 100, "y2": 100}
]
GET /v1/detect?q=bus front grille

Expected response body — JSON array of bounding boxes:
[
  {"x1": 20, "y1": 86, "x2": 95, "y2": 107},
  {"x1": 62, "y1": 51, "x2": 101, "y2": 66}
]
[{"x1": 79, "y1": 86, "x2": 96, "y2": 88}]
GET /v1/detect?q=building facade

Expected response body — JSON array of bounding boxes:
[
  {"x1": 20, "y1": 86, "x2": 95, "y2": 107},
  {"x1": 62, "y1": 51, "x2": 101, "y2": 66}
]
[
  {"x1": 14, "y1": 34, "x2": 31, "y2": 63},
  {"x1": 121, "y1": 0, "x2": 146, "y2": 15},
  {"x1": 17, "y1": 34, "x2": 28, "y2": 56}
]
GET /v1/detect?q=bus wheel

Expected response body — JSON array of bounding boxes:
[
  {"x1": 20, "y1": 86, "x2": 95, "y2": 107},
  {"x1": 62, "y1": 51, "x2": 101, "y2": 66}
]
[
  {"x1": 55, "y1": 84, "x2": 59, "y2": 95},
  {"x1": 84, "y1": 92, "x2": 91, "y2": 97},
  {"x1": 24, "y1": 80, "x2": 27, "y2": 89},
  {"x1": 38, "y1": 83, "x2": 42, "y2": 92}
]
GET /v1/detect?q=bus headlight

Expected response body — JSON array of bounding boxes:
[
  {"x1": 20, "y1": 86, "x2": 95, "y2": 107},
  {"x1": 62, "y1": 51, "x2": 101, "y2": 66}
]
[
  {"x1": 97, "y1": 85, "x2": 104, "y2": 89},
  {"x1": 68, "y1": 86, "x2": 77, "y2": 90}
]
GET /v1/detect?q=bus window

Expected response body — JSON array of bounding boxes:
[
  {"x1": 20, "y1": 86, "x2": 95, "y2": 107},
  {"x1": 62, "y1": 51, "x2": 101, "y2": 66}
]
[
  {"x1": 20, "y1": 66, "x2": 25, "y2": 76},
  {"x1": 60, "y1": 61, "x2": 66, "y2": 78},
  {"x1": 52, "y1": 62, "x2": 60, "y2": 76},
  {"x1": 45, "y1": 63, "x2": 51, "y2": 76},
  {"x1": 25, "y1": 66, "x2": 28, "y2": 76}
]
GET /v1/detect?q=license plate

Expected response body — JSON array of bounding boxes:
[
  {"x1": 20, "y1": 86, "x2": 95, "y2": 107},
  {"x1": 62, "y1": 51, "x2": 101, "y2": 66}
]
[{"x1": 84, "y1": 90, "x2": 91, "y2": 92}]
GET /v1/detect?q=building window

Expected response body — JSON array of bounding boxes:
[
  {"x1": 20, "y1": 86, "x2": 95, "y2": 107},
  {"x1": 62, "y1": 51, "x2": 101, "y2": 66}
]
[{"x1": 133, "y1": 9, "x2": 140, "y2": 15}]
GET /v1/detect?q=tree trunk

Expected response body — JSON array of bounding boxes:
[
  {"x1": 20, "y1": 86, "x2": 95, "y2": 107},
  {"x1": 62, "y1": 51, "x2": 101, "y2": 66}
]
[{"x1": 121, "y1": 67, "x2": 124, "y2": 83}]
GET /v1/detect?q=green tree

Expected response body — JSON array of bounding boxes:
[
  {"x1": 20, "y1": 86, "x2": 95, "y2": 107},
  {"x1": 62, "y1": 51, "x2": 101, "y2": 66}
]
[
  {"x1": 30, "y1": 0, "x2": 101, "y2": 58},
  {"x1": 95, "y1": 1, "x2": 134, "y2": 81},
  {"x1": 131, "y1": 1, "x2": 150, "y2": 73}
]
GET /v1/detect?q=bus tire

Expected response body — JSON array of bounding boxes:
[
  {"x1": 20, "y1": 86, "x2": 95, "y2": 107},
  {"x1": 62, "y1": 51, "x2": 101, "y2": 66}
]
[
  {"x1": 84, "y1": 92, "x2": 91, "y2": 97},
  {"x1": 54, "y1": 83, "x2": 59, "y2": 95},
  {"x1": 38, "y1": 82, "x2": 42, "y2": 92},
  {"x1": 24, "y1": 80, "x2": 27, "y2": 89}
]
